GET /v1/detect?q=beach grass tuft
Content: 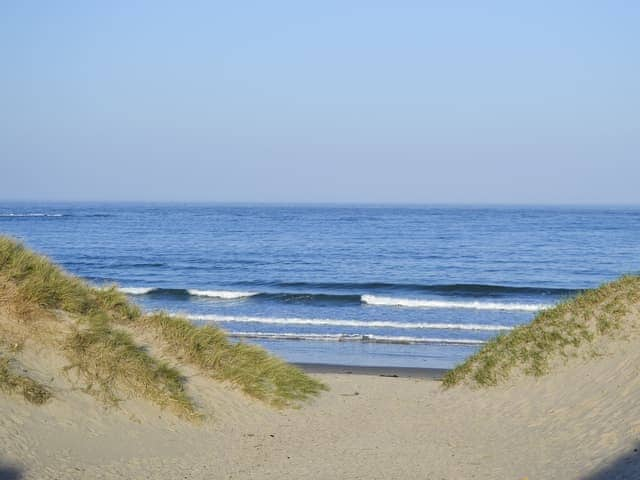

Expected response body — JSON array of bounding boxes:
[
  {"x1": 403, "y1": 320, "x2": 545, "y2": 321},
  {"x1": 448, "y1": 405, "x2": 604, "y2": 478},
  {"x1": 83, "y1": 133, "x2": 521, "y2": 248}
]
[
  {"x1": 63, "y1": 317, "x2": 199, "y2": 419},
  {"x1": 0, "y1": 236, "x2": 325, "y2": 415},
  {"x1": 140, "y1": 312, "x2": 327, "y2": 406},
  {"x1": 443, "y1": 275, "x2": 640, "y2": 387},
  {"x1": 0, "y1": 356, "x2": 51, "y2": 404}
]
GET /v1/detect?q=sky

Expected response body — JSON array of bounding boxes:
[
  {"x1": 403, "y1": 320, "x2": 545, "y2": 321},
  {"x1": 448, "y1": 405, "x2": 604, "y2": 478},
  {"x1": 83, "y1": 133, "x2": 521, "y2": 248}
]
[{"x1": 1, "y1": 1, "x2": 639, "y2": 204}]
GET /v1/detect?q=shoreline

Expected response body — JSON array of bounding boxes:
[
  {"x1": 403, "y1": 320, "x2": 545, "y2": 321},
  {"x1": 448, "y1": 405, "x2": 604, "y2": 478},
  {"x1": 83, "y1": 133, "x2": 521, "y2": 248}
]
[{"x1": 295, "y1": 362, "x2": 448, "y2": 379}]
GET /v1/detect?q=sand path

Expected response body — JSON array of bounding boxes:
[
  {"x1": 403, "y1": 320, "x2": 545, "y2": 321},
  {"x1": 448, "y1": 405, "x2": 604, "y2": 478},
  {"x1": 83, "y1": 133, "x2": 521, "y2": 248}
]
[{"x1": 2, "y1": 335, "x2": 640, "y2": 479}]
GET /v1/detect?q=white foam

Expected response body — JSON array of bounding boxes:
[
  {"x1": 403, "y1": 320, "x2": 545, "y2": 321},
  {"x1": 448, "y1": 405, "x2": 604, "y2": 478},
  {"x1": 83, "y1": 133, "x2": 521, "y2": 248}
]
[
  {"x1": 186, "y1": 314, "x2": 512, "y2": 331},
  {"x1": 119, "y1": 287, "x2": 155, "y2": 295},
  {"x1": 187, "y1": 289, "x2": 257, "y2": 299},
  {"x1": 116, "y1": 287, "x2": 256, "y2": 298},
  {"x1": 227, "y1": 331, "x2": 485, "y2": 345},
  {"x1": 361, "y1": 295, "x2": 549, "y2": 312}
]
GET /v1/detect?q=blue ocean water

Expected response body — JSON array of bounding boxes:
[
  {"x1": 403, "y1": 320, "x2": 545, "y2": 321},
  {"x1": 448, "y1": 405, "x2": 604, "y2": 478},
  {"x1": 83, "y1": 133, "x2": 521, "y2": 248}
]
[{"x1": 2, "y1": 203, "x2": 639, "y2": 369}]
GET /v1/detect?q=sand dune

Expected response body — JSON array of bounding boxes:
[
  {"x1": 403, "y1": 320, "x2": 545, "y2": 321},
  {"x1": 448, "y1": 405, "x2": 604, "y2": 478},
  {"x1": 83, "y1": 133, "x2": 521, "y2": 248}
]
[{"x1": 2, "y1": 327, "x2": 640, "y2": 479}]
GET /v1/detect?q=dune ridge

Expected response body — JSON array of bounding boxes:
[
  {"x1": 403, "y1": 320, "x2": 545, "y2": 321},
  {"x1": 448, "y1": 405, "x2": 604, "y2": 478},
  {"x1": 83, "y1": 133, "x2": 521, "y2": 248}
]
[
  {"x1": 444, "y1": 275, "x2": 640, "y2": 387},
  {"x1": 0, "y1": 236, "x2": 325, "y2": 417}
]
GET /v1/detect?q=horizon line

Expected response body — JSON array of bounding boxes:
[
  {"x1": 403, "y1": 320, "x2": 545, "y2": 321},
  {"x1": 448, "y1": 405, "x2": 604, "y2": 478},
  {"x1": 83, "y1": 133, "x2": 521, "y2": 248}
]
[{"x1": 2, "y1": 199, "x2": 640, "y2": 208}]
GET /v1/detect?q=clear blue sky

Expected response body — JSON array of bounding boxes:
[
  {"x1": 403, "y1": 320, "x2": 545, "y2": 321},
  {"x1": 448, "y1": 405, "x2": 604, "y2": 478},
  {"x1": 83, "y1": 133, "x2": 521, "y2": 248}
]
[{"x1": 1, "y1": 1, "x2": 638, "y2": 204}]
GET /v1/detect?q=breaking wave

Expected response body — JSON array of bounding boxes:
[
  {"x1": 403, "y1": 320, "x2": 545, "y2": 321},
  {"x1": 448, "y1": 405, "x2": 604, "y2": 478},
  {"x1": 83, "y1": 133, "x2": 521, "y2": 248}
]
[
  {"x1": 186, "y1": 314, "x2": 513, "y2": 331},
  {"x1": 361, "y1": 295, "x2": 550, "y2": 312},
  {"x1": 227, "y1": 331, "x2": 485, "y2": 345}
]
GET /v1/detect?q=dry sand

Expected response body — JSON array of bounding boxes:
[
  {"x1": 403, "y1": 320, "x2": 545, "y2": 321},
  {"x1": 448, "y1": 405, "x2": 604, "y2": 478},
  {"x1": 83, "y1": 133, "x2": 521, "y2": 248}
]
[{"x1": 2, "y1": 335, "x2": 640, "y2": 479}]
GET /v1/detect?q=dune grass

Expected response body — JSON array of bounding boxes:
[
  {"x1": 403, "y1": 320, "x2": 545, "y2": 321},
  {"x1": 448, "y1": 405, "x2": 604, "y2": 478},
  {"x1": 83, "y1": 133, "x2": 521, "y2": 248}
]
[
  {"x1": 0, "y1": 236, "x2": 325, "y2": 415},
  {"x1": 0, "y1": 356, "x2": 51, "y2": 405},
  {"x1": 140, "y1": 312, "x2": 327, "y2": 406},
  {"x1": 443, "y1": 275, "x2": 640, "y2": 388},
  {"x1": 63, "y1": 317, "x2": 198, "y2": 419},
  {"x1": 0, "y1": 236, "x2": 140, "y2": 323}
]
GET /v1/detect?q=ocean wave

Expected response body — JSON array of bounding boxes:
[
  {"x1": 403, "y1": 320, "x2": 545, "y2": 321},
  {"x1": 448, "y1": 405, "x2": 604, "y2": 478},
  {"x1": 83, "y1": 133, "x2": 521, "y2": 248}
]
[
  {"x1": 0, "y1": 212, "x2": 116, "y2": 218},
  {"x1": 187, "y1": 289, "x2": 257, "y2": 299},
  {"x1": 186, "y1": 314, "x2": 513, "y2": 331},
  {"x1": 227, "y1": 331, "x2": 485, "y2": 345},
  {"x1": 361, "y1": 295, "x2": 549, "y2": 312},
  {"x1": 237, "y1": 281, "x2": 578, "y2": 297},
  {"x1": 0, "y1": 213, "x2": 65, "y2": 218},
  {"x1": 120, "y1": 262, "x2": 166, "y2": 268},
  {"x1": 117, "y1": 286, "x2": 359, "y2": 303},
  {"x1": 259, "y1": 292, "x2": 361, "y2": 304},
  {"x1": 114, "y1": 286, "x2": 552, "y2": 310},
  {"x1": 119, "y1": 287, "x2": 256, "y2": 299},
  {"x1": 70, "y1": 261, "x2": 167, "y2": 269},
  {"x1": 119, "y1": 287, "x2": 156, "y2": 295}
]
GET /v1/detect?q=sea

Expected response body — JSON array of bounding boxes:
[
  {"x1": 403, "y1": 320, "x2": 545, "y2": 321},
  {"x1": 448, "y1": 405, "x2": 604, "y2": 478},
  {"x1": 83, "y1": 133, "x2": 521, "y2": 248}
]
[{"x1": 2, "y1": 203, "x2": 639, "y2": 369}]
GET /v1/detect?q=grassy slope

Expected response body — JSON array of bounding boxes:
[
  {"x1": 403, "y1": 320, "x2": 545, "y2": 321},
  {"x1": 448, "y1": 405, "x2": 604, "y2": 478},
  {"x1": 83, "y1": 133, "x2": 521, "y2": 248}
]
[
  {"x1": 0, "y1": 236, "x2": 325, "y2": 417},
  {"x1": 443, "y1": 275, "x2": 640, "y2": 387},
  {"x1": 141, "y1": 313, "x2": 327, "y2": 406}
]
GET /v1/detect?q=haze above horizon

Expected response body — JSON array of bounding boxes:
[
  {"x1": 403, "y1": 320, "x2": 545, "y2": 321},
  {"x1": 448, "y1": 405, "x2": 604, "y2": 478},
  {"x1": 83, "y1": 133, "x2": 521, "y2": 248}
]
[{"x1": 1, "y1": 2, "x2": 639, "y2": 204}]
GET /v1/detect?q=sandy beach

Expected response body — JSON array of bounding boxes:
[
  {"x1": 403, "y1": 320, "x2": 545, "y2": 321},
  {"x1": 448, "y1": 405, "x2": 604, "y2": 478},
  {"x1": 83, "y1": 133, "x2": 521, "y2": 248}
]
[{"x1": 3, "y1": 338, "x2": 640, "y2": 480}]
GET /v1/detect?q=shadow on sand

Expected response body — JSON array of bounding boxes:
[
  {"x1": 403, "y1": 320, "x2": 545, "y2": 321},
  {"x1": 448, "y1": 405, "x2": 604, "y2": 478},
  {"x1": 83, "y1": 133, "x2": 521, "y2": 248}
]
[
  {"x1": 583, "y1": 441, "x2": 640, "y2": 480},
  {"x1": 0, "y1": 466, "x2": 22, "y2": 480}
]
